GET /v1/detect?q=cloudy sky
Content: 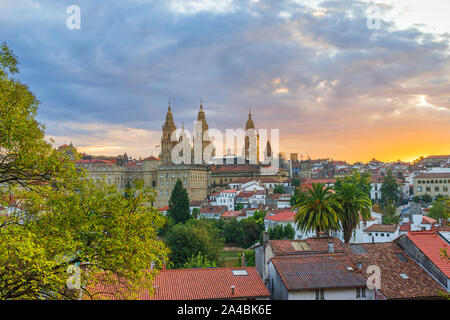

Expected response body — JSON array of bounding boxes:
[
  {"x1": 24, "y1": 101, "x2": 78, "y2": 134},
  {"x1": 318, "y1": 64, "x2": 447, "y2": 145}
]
[{"x1": 1, "y1": 0, "x2": 449, "y2": 162}]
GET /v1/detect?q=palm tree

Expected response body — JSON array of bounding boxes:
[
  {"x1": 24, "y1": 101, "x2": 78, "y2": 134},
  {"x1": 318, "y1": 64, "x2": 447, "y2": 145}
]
[
  {"x1": 294, "y1": 183, "x2": 341, "y2": 238},
  {"x1": 335, "y1": 182, "x2": 372, "y2": 244}
]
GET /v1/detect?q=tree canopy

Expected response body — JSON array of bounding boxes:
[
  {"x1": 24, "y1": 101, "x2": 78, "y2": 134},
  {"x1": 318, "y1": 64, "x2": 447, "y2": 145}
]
[
  {"x1": 294, "y1": 183, "x2": 341, "y2": 237},
  {"x1": 0, "y1": 43, "x2": 168, "y2": 299},
  {"x1": 167, "y1": 179, "x2": 191, "y2": 224}
]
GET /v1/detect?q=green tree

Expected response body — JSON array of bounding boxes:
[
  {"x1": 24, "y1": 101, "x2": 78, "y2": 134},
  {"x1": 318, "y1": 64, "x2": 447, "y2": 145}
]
[
  {"x1": 380, "y1": 169, "x2": 399, "y2": 205},
  {"x1": 235, "y1": 249, "x2": 255, "y2": 267},
  {"x1": 182, "y1": 252, "x2": 217, "y2": 268},
  {"x1": 421, "y1": 194, "x2": 433, "y2": 204},
  {"x1": 294, "y1": 183, "x2": 341, "y2": 238},
  {"x1": 382, "y1": 203, "x2": 399, "y2": 225},
  {"x1": 334, "y1": 183, "x2": 372, "y2": 244},
  {"x1": 273, "y1": 185, "x2": 285, "y2": 194},
  {"x1": 284, "y1": 224, "x2": 295, "y2": 239},
  {"x1": 412, "y1": 195, "x2": 422, "y2": 203},
  {"x1": 0, "y1": 42, "x2": 73, "y2": 190},
  {"x1": 0, "y1": 44, "x2": 169, "y2": 299},
  {"x1": 223, "y1": 219, "x2": 243, "y2": 244},
  {"x1": 429, "y1": 200, "x2": 448, "y2": 221},
  {"x1": 240, "y1": 217, "x2": 264, "y2": 248},
  {"x1": 164, "y1": 219, "x2": 223, "y2": 268},
  {"x1": 291, "y1": 178, "x2": 301, "y2": 187},
  {"x1": 167, "y1": 179, "x2": 190, "y2": 224},
  {"x1": 335, "y1": 170, "x2": 371, "y2": 198},
  {"x1": 235, "y1": 203, "x2": 244, "y2": 211},
  {"x1": 192, "y1": 207, "x2": 200, "y2": 219}
]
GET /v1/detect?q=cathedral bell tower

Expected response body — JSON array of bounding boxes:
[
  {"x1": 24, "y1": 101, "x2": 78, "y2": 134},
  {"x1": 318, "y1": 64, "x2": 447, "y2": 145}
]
[{"x1": 161, "y1": 102, "x2": 177, "y2": 164}]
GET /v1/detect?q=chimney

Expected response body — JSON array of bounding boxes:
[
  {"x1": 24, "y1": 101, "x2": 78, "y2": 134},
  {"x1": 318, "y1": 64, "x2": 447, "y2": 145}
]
[
  {"x1": 231, "y1": 285, "x2": 235, "y2": 295},
  {"x1": 357, "y1": 261, "x2": 362, "y2": 270},
  {"x1": 328, "y1": 241, "x2": 334, "y2": 254},
  {"x1": 263, "y1": 231, "x2": 269, "y2": 247},
  {"x1": 241, "y1": 253, "x2": 246, "y2": 267}
]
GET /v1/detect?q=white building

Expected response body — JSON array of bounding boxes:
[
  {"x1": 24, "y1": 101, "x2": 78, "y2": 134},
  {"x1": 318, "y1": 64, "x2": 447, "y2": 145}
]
[
  {"x1": 362, "y1": 224, "x2": 400, "y2": 243},
  {"x1": 211, "y1": 189, "x2": 238, "y2": 210}
]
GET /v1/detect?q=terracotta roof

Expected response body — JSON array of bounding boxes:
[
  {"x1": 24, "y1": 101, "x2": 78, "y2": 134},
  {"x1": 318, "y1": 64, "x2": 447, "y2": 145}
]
[
  {"x1": 221, "y1": 210, "x2": 245, "y2": 219},
  {"x1": 87, "y1": 268, "x2": 270, "y2": 300},
  {"x1": 415, "y1": 172, "x2": 450, "y2": 179},
  {"x1": 189, "y1": 200, "x2": 203, "y2": 207},
  {"x1": 348, "y1": 242, "x2": 444, "y2": 299},
  {"x1": 364, "y1": 224, "x2": 398, "y2": 233},
  {"x1": 271, "y1": 254, "x2": 367, "y2": 291},
  {"x1": 210, "y1": 165, "x2": 259, "y2": 173},
  {"x1": 269, "y1": 237, "x2": 344, "y2": 254},
  {"x1": 406, "y1": 231, "x2": 450, "y2": 278},
  {"x1": 200, "y1": 205, "x2": 228, "y2": 214},
  {"x1": 265, "y1": 210, "x2": 295, "y2": 222},
  {"x1": 422, "y1": 216, "x2": 437, "y2": 224},
  {"x1": 399, "y1": 222, "x2": 412, "y2": 232},
  {"x1": 158, "y1": 206, "x2": 169, "y2": 211},
  {"x1": 237, "y1": 191, "x2": 254, "y2": 198},
  {"x1": 220, "y1": 189, "x2": 238, "y2": 194}
]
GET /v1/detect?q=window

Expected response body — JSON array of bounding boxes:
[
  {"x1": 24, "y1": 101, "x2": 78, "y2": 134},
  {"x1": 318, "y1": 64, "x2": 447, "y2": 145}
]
[
  {"x1": 362, "y1": 288, "x2": 366, "y2": 298},
  {"x1": 356, "y1": 288, "x2": 361, "y2": 298},
  {"x1": 315, "y1": 289, "x2": 325, "y2": 300}
]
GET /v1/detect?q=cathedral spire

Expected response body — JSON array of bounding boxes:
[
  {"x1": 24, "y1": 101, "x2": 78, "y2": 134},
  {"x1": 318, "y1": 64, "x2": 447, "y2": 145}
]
[{"x1": 245, "y1": 108, "x2": 255, "y2": 130}]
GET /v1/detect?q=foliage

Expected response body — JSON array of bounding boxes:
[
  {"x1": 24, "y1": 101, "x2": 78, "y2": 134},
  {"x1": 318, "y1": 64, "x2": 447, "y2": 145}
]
[
  {"x1": 0, "y1": 43, "x2": 170, "y2": 299},
  {"x1": 223, "y1": 219, "x2": 243, "y2": 244},
  {"x1": 167, "y1": 179, "x2": 190, "y2": 224},
  {"x1": 234, "y1": 203, "x2": 244, "y2": 211},
  {"x1": 192, "y1": 207, "x2": 200, "y2": 219},
  {"x1": 335, "y1": 170, "x2": 371, "y2": 198},
  {"x1": 253, "y1": 210, "x2": 266, "y2": 223},
  {"x1": 334, "y1": 182, "x2": 372, "y2": 243},
  {"x1": 294, "y1": 183, "x2": 341, "y2": 237},
  {"x1": 239, "y1": 217, "x2": 264, "y2": 248},
  {"x1": 182, "y1": 252, "x2": 217, "y2": 269},
  {"x1": 273, "y1": 185, "x2": 285, "y2": 194},
  {"x1": 0, "y1": 178, "x2": 169, "y2": 300},
  {"x1": 164, "y1": 219, "x2": 223, "y2": 268},
  {"x1": 380, "y1": 169, "x2": 399, "y2": 206},
  {"x1": 268, "y1": 224, "x2": 295, "y2": 240},
  {"x1": 291, "y1": 178, "x2": 301, "y2": 187},
  {"x1": 381, "y1": 203, "x2": 399, "y2": 225},
  {"x1": 0, "y1": 43, "x2": 74, "y2": 190},
  {"x1": 234, "y1": 249, "x2": 255, "y2": 267},
  {"x1": 429, "y1": 200, "x2": 449, "y2": 221},
  {"x1": 421, "y1": 194, "x2": 433, "y2": 204}
]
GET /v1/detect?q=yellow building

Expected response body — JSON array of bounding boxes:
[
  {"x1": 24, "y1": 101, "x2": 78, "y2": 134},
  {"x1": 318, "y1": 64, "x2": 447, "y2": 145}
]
[{"x1": 413, "y1": 172, "x2": 450, "y2": 198}]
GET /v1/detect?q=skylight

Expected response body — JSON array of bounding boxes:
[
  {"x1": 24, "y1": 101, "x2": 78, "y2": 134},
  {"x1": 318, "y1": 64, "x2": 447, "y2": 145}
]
[
  {"x1": 400, "y1": 273, "x2": 409, "y2": 279},
  {"x1": 232, "y1": 270, "x2": 248, "y2": 276},
  {"x1": 291, "y1": 241, "x2": 311, "y2": 251}
]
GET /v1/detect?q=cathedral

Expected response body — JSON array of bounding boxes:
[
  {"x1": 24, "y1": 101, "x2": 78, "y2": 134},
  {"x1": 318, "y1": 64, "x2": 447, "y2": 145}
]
[{"x1": 75, "y1": 101, "x2": 282, "y2": 209}]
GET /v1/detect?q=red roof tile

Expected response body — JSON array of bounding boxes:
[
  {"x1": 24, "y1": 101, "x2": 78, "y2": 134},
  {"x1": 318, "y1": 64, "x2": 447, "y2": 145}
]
[
  {"x1": 271, "y1": 254, "x2": 367, "y2": 291},
  {"x1": 265, "y1": 210, "x2": 295, "y2": 222},
  {"x1": 348, "y1": 242, "x2": 444, "y2": 299},
  {"x1": 87, "y1": 268, "x2": 269, "y2": 300},
  {"x1": 422, "y1": 216, "x2": 437, "y2": 224},
  {"x1": 364, "y1": 224, "x2": 398, "y2": 233},
  {"x1": 269, "y1": 237, "x2": 344, "y2": 254},
  {"x1": 406, "y1": 231, "x2": 450, "y2": 278}
]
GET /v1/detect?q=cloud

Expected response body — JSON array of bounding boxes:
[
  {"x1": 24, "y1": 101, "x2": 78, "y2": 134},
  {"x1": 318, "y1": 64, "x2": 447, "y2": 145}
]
[{"x1": 0, "y1": 0, "x2": 449, "y2": 161}]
